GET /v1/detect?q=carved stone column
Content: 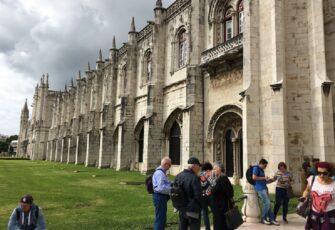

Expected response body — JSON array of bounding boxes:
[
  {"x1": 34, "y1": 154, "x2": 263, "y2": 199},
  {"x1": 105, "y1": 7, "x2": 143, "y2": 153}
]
[
  {"x1": 232, "y1": 137, "x2": 239, "y2": 184},
  {"x1": 242, "y1": 183, "x2": 260, "y2": 223}
]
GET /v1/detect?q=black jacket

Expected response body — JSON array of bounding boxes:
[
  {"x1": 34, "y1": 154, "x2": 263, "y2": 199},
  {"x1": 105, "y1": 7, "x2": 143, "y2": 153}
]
[
  {"x1": 175, "y1": 169, "x2": 202, "y2": 213},
  {"x1": 212, "y1": 174, "x2": 234, "y2": 212}
]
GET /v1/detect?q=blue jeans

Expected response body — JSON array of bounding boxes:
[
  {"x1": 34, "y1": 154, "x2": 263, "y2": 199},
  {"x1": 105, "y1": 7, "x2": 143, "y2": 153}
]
[
  {"x1": 257, "y1": 189, "x2": 275, "y2": 222},
  {"x1": 202, "y1": 195, "x2": 213, "y2": 230},
  {"x1": 153, "y1": 193, "x2": 169, "y2": 230},
  {"x1": 273, "y1": 187, "x2": 289, "y2": 220}
]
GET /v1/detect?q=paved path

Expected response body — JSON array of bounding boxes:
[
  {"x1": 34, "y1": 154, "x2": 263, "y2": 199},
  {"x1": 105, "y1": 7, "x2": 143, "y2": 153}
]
[{"x1": 201, "y1": 214, "x2": 306, "y2": 230}]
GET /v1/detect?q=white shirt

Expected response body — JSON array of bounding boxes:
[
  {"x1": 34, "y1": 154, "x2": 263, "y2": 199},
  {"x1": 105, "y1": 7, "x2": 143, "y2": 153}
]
[{"x1": 308, "y1": 176, "x2": 335, "y2": 213}]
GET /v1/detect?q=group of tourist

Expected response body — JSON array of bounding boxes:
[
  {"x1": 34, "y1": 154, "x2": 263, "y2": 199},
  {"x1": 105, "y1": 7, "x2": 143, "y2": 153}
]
[
  {"x1": 152, "y1": 157, "x2": 234, "y2": 230},
  {"x1": 152, "y1": 156, "x2": 335, "y2": 230}
]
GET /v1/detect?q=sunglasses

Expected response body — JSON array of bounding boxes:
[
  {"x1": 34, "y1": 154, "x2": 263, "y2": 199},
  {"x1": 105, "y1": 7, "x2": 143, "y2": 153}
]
[{"x1": 317, "y1": 171, "x2": 329, "y2": 176}]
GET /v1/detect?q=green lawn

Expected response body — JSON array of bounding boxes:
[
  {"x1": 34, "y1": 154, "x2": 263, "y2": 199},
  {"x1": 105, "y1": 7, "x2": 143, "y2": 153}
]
[{"x1": 0, "y1": 159, "x2": 298, "y2": 229}]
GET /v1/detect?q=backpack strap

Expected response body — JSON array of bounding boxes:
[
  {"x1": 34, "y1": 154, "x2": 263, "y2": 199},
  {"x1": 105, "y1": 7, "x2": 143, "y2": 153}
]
[
  {"x1": 16, "y1": 208, "x2": 20, "y2": 222},
  {"x1": 35, "y1": 205, "x2": 39, "y2": 219},
  {"x1": 152, "y1": 168, "x2": 165, "y2": 190}
]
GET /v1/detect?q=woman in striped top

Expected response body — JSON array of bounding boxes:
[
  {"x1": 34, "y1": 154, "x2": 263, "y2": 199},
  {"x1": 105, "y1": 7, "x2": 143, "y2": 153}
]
[{"x1": 273, "y1": 162, "x2": 293, "y2": 224}]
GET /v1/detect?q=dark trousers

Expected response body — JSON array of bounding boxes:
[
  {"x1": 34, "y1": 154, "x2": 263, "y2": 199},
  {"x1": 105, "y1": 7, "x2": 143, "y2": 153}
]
[
  {"x1": 273, "y1": 187, "x2": 289, "y2": 220},
  {"x1": 179, "y1": 211, "x2": 201, "y2": 230},
  {"x1": 153, "y1": 193, "x2": 168, "y2": 230},
  {"x1": 202, "y1": 195, "x2": 213, "y2": 230},
  {"x1": 212, "y1": 206, "x2": 228, "y2": 230}
]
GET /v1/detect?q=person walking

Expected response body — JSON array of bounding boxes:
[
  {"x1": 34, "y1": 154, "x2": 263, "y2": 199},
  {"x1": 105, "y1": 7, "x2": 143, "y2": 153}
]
[
  {"x1": 175, "y1": 157, "x2": 202, "y2": 230},
  {"x1": 302, "y1": 161, "x2": 335, "y2": 230},
  {"x1": 8, "y1": 194, "x2": 46, "y2": 230},
  {"x1": 273, "y1": 162, "x2": 293, "y2": 224},
  {"x1": 152, "y1": 157, "x2": 172, "y2": 230},
  {"x1": 199, "y1": 162, "x2": 214, "y2": 230},
  {"x1": 211, "y1": 162, "x2": 234, "y2": 230},
  {"x1": 252, "y1": 159, "x2": 280, "y2": 226}
]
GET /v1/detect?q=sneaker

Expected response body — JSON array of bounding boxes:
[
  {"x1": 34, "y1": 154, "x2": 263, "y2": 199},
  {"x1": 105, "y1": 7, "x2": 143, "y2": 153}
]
[
  {"x1": 271, "y1": 220, "x2": 280, "y2": 226},
  {"x1": 261, "y1": 219, "x2": 271, "y2": 225}
]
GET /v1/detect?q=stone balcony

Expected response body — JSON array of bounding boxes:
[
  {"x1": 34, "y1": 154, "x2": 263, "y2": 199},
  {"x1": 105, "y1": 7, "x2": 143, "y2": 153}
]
[{"x1": 201, "y1": 34, "x2": 243, "y2": 74}]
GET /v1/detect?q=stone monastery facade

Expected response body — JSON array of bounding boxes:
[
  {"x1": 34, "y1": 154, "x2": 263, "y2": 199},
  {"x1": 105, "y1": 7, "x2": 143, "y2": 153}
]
[{"x1": 18, "y1": 0, "x2": 335, "y2": 190}]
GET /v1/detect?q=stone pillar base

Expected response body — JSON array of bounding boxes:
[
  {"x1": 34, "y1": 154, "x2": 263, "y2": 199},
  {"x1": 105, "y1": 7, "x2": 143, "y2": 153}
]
[{"x1": 242, "y1": 182, "x2": 260, "y2": 223}]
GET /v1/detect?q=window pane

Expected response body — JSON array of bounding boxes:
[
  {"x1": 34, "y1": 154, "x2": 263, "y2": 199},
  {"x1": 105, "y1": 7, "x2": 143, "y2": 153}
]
[
  {"x1": 239, "y1": 11, "x2": 244, "y2": 33},
  {"x1": 226, "y1": 19, "x2": 232, "y2": 41}
]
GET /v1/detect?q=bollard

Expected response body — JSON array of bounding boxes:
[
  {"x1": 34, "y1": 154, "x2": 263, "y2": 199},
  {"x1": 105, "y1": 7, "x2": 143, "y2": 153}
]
[{"x1": 241, "y1": 182, "x2": 260, "y2": 223}]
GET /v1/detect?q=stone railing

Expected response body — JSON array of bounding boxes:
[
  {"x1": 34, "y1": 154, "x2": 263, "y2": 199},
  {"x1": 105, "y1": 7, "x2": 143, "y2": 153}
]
[
  {"x1": 137, "y1": 24, "x2": 153, "y2": 42},
  {"x1": 166, "y1": 0, "x2": 191, "y2": 21},
  {"x1": 201, "y1": 33, "x2": 243, "y2": 64}
]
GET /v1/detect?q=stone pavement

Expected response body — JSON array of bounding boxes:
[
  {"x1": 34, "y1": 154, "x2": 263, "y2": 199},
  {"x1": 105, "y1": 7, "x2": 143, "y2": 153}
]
[{"x1": 201, "y1": 214, "x2": 306, "y2": 230}]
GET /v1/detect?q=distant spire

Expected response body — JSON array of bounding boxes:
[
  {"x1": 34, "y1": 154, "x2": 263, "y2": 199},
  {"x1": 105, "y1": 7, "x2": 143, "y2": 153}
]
[
  {"x1": 46, "y1": 73, "x2": 49, "y2": 85},
  {"x1": 87, "y1": 62, "x2": 91, "y2": 71},
  {"x1": 65, "y1": 84, "x2": 67, "y2": 92},
  {"x1": 98, "y1": 49, "x2": 103, "y2": 61},
  {"x1": 23, "y1": 99, "x2": 28, "y2": 111},
  {"x1": 71, "y1": 78, "x2": 74, "y2": 87},
  {"x1": 77, "y1": 70, "x2": 81, "y2": 80},
  {"x1": 156, "y1": 0, "x2": 162, "y2": 8},
  {"x1": 130, "y1": 17, "x2": 136, "y2": 32},
  {"x1": 112, "y1": 36, "x2": 116, "y2": 49}
]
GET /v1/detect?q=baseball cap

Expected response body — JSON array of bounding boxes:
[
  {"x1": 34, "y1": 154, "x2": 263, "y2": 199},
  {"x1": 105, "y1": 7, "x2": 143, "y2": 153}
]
[
  {"x1": 20, "y1": 195, "x2": 33, "y2": 204},
  {"x1": 188, "y1": 157, "x2": 201, "y2": 166}
]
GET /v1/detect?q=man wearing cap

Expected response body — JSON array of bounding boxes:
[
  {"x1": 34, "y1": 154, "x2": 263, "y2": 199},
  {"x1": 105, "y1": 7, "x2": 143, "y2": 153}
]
[
  {"x1": 175, "y1": 157, "x2": 202, "y2": 230},
  {"x1": 8, "y1": 195, "x2": 46, "y2": 230}
]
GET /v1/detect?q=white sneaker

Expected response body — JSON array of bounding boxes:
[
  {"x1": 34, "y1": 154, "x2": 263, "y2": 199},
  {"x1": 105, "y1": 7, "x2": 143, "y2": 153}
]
[
  {"x1": 261, "y1": 219, "x2": 271, "y2": 225},
  {"x1": 271, "y1": 220, "x2": 280, "y2": 226}
]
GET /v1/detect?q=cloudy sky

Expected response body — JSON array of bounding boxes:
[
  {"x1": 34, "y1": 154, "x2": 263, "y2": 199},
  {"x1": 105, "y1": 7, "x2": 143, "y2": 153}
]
[{"x1": 0, "y1": 0, "x2": 174, "y2": 136}]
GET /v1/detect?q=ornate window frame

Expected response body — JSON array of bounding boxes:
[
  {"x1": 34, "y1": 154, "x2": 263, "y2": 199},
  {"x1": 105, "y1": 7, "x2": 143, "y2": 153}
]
[{"x1": 141, "y1": 49, "x2": 152, "y2": 86}]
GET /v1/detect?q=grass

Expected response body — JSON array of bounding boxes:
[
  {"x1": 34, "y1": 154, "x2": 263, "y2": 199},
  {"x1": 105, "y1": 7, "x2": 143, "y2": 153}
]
[{"x1": 0, "y1": 160, "x2": 298, "y2": 229}]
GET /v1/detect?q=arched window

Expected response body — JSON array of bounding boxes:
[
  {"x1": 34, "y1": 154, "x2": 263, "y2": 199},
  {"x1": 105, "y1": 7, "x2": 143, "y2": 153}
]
[
  {"x1": 138, "y1": 127, "x2": 144, "y2": 163},
  {"x1": 223, "y1": 8, "x2": 233, "y2": 42},
  {"x1": 237, "y1": 0, "x2": 244, "y2": 34},
  {"x1": 178, "y1": 29, "x2": 187, "y2": 68},
  {"x1": 169, "y1": 122, "x2": 181, "y2": 165}
]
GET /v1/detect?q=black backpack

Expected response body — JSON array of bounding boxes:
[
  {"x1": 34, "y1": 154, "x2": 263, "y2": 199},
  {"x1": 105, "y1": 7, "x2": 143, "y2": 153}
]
[
  {"x1": 246, "y1": 165, "x2": 256, "y2": 185},
  {"x1": 145, "y1": 168, "x2": 164, "y2": 194},
  {"x1": 170, "y1": 180, "x2": 187, "y2": 210}
]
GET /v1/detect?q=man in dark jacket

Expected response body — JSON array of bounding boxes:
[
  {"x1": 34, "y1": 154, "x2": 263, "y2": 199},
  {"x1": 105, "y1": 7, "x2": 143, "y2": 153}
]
[{"x1": 175, "y1": 157, "x2": 202, "y2": 230}]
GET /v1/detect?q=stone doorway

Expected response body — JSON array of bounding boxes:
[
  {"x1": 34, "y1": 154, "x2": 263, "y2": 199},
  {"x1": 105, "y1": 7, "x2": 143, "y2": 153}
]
[{"x1": 208, "y1": 105, "x2": 243, "y2": 183}]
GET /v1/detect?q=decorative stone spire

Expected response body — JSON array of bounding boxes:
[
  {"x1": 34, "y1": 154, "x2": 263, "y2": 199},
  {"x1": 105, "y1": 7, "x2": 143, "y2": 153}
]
[
  {"x1": 129, "y1": 17, "x2": 136, "y2": 33},
  {"x1": 23, "y1": 99, "x2": 28, "y2": 112},
  {"x1": 65, "y1": 84, "x2": 67, "y2": 92},
  {"x1": 112, "y1": 36, "x2": 116, "y2": 49},
  {"x1": 46, "y1": 73, "x2": 49, "y2": 86},
  {"x1": 156, "y1": 0, "x2": 162, "y2": 8},
  {"x1": 77, "y1": 70, "x2": 82, "y2": 80},
  {"x1": 88, "y1": 62, "x2": 91, "y2": 72},
  {"x1": 98, "y1": 49, "x2": 103, "y2": 62},
  {"x1": 71, "y1": 78, "x2": 74, "y2": 87}
]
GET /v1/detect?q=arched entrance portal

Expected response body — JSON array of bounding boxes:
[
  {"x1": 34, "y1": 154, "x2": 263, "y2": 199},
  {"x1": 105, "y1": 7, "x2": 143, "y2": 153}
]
[{"x1": 209, "y1": 105, "x2": 243, "y2": 180}]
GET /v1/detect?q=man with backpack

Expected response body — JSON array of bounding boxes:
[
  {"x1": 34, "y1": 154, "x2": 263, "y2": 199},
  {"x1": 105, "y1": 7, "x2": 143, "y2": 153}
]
[
  {"x1": 8, "y1": 194, "x2": 46, "y2": 230},
  {"x1": 174, "y1": 157, "x2": 202, "y2": 230},
  {"x1": 252, "y1": 159, "x2": 279, "y2": 226},
  {"x1": 152, "y1": 157, "x2": 172, "y2": 230}
]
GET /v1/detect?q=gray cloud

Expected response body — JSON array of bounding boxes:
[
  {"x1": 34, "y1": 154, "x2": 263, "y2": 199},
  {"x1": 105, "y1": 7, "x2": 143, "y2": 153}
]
[{"x1": 0, "y1": 0, "x2": 174, "y2": 135}]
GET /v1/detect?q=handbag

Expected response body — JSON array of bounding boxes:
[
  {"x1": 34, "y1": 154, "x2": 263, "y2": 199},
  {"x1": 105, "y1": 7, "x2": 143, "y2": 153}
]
[
  {"x1": 296, "y1": 176, "x2": 315, "y2": 218},
  {"x1": 224, "y1": 200, "x2": 244, "y2": 229},
  {"x1": 286, "y1": 186, "x2": 294, "y2": 198}
]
